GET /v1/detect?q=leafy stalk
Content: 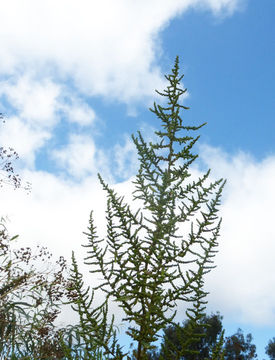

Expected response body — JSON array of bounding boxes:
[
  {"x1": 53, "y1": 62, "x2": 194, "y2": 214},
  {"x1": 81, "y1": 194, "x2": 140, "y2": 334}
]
[{"x1": 70, "y1": 57, "x2": 225, "y2": 360}]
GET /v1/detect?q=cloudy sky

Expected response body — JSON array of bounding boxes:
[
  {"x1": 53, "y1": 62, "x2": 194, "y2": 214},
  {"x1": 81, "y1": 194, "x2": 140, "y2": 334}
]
[{"x1": 0, "y1": 0, "x2": 274, "y2": 357}]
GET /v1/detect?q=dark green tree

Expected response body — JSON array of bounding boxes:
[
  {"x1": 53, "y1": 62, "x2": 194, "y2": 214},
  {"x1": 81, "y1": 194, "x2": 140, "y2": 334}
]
[
  {"x1": 67, "y1": 57, "x2": 226, "y2": 360},
  {"x1": 224, "y1": 328, "x2": 257, "y2": 360},
  {"x1": 266, "y1": 338, "x2": 275, "y2": 360},
  {"x1": 146, "y1": 312, "x2": 224, "y2": 360}
]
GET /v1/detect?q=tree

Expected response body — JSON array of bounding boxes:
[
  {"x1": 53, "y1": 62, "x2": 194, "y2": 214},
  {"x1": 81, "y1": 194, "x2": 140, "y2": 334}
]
[
  {"x1": 224, "y1": 328, "x2": 257, "y2": 360},
  {"x1": 67, "y1": 57, "x2": 226, "y2": 360},
  {"x1": 144, "y1": 315, "x2": 258, "y2": 360},
  {"x1": 147, "y1": 312, "x2": 224, "y2": 360},
  {"x1": 266, "y1": 338, "x2": 275, "y2": 360}
]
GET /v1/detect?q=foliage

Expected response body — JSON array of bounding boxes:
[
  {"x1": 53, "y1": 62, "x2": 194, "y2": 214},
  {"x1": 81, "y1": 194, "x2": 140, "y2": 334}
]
[
  {"x1": 0, "y1": 113, "x2": 72, "y2": 359},
  {"x1": 67, "y1": 57, "x2": 225, "y2": 360},
  {"x1": 223, "y1": 328, "x2": 257, "y2": 360},
  {"x1": 266, "y1": 338, "x2": 275, "y2": 360},
  {"x1": 0, "y1": 219, "x2": 68, "y2": 359},
  {"x1": 0, "y1": 113, "x2": 70, "y2": 358},
  {"x1": 143, "y1": 313, "x2": 258, "y2": 360},
  {"x1": 64, "y1": 251, "x2": 125, "y2": 359},
  {"x1": 146, "y1": 312, "x2": 224, "y2": 360}
]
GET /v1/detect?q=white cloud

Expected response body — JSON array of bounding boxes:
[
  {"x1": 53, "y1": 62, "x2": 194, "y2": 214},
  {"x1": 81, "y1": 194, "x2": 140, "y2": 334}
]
[
  {"x1": 51, "y1": 133, "x2": 112, "y2": 181},
  {"x1": 52, "y1": 134, "x2": 97, "y2": 179},
  {"x1": 0, "y1": 0, "x2": 244, "y2": 103},
  {"x1": 0, "y1": 116, "x2": 51, "y2": 167},
  {"x1": 0, "y1": 74, "x2": 97, "y2": 168},
  {"x1": 193, "y1": 0, "x2": 245, "y2": 15},
  {"x1": 1, "y1": 75, "x2": 61, "y2": 126},
  {"x1": 0, "y1": 0, "x2": 256, "y2": 332},
  {"x1": 0, "y1": 75, "x2": 60, "y2": 166},
  {"x1": 62, "y1": 101, "x2": 96, "y2": 126},
  {"x1": 113, "y1": 135, "x2": 139, "y2": 180},
  {"x1": 0, "y1": 170, "x2": 105, "y2": 262},
  {"x1": 200, "y1": 145, "x2": 275, "y2": 325},
  {"x1": 1, "y1": 144, "x2": 275, "y2": 327}
]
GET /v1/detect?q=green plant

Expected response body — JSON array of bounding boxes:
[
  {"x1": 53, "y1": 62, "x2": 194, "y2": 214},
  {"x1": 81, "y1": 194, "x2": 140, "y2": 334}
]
[
  {"x1": 66, "y1": 57, "x2": 226, "y2": 360},
  {"x1": 0, "y1": 115, "x2": 68, "y2": 359},
  {"x1": 0, "y1": 219, "x2": 68, "y2": 359}
]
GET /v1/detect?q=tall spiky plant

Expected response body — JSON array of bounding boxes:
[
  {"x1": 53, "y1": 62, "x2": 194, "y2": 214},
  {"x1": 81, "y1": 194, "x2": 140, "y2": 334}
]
[{"x1": 68, "y1": 57, "x2": 225, "y2": 360}]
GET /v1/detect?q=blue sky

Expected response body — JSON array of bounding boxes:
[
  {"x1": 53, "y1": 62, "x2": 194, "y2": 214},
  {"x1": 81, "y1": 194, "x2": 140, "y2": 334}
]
[{"x1": 0, "y1": 0, "x2": 274, "y2": 358}]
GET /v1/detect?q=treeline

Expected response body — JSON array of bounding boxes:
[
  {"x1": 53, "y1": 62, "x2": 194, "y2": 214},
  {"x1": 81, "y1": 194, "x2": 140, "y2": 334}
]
[
  {"x1": 0, "y1": 59, "x2": 273, "y2": 360},
  {"x1": 143, "y1": 313, "x2": 275, "y2": 360}
]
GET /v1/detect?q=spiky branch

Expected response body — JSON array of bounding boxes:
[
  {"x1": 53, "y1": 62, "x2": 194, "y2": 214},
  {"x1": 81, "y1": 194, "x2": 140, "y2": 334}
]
[{"x1": 69, "y1": 57, "x2": 225, "y2": 360}]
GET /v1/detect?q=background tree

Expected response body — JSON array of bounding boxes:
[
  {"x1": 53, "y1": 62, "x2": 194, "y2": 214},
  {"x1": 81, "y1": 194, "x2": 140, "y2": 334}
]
[
  {"x1": 143, "y1": 313, "x2": 259, "y2": 360},
  {"x1": 145, "y1": 312, "x2": 224, "y2": 360},
  {"x1": 266, "y1": 338, "x2": 275, "y2": 360},
  {"x1": 67, "y1": 57, "x2": 225, "y2": 360},
  {"x1": 223, "y1": 328, "x2": 257, "y2": 360}
]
